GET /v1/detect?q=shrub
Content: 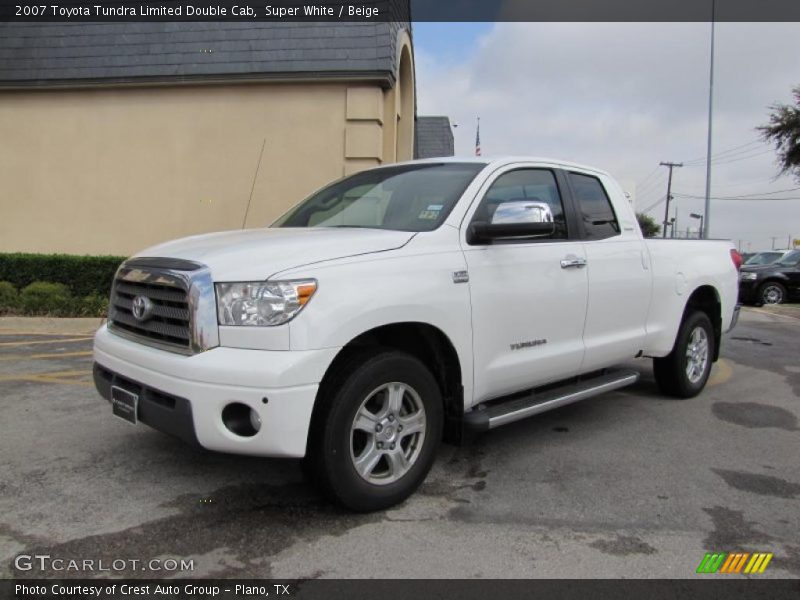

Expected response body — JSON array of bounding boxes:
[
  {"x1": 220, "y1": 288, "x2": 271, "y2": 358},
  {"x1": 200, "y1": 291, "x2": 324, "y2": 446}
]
[
  {"x1": 0, "y1": 281, "x2": 18, "y2": 312},
  {"x1": 73, "y1": 294, "x2": 109, "y2": 318},
  {"x1": 19, "y1": 281, "x2": 73, "y2": 316},
  {"x1": 0, "y1": 253, "x2": 125, "y2": 298}
]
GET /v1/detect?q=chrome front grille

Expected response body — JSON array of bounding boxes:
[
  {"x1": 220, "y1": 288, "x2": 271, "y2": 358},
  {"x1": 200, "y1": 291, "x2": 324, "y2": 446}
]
[{"x1": 107, "y1": 258, "x2": 219, "y2": 355}]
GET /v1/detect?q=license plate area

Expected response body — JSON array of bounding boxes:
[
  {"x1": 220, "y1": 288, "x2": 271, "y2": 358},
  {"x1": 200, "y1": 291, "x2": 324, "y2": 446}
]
[{"x1": 111, "y1": 385, "x2": 139, "y2": 425}]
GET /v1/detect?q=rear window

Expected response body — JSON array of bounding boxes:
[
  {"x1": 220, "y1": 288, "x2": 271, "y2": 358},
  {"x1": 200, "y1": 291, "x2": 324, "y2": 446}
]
[{"x1": 777, "y1": 250, "x2": 800, "y2": 266}]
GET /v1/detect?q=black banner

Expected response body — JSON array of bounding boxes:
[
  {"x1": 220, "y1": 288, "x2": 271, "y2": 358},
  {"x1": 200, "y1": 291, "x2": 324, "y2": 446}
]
[
  {"x1": 2, "y1": 0, "x2": 800, "y2": 22},
  {"x1": 3, "y1": 579, "x2": 800, "y2": 600}
]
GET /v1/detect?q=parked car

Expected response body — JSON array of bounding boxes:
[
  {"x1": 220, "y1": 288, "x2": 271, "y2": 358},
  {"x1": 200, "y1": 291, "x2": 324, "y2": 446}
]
[
  {"x1": 744, "y1": 251, "x2": 787, "y2": 266},
  {"x1": 93, "y1": 157, "x2": 740, "y2": 511},
  {"x1": 739, "y1": 249, "x2": 800, "y2": 305}
]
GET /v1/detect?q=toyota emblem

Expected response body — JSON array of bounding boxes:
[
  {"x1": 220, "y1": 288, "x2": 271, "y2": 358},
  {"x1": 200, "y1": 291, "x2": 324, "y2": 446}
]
[{"x1": 131, "y1": 295, "x2": 154, "y2": 322}]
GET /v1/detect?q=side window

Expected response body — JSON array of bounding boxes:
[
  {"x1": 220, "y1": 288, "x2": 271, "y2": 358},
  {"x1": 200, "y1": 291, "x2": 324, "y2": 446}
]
[
  {"x1": 472, "y1": 169, "x2": 567, "y2": 240},
  {"x1": 568, "y1": 173, "x2": 620, "y2": 240}
]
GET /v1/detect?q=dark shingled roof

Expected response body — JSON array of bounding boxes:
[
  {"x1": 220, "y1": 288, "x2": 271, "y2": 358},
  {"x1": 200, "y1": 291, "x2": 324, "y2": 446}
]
[
  {"x1": 414, "y1": 116, "x2": 454, "y2": 159},
  {"x1": 0, "y1": 20, "x2": 409, "y2": 87}
]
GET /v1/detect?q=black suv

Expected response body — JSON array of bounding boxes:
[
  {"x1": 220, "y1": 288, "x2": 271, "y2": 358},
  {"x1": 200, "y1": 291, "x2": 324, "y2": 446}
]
[{"x1": 738, "y1": 249, "x2": 800, "y2": 305}]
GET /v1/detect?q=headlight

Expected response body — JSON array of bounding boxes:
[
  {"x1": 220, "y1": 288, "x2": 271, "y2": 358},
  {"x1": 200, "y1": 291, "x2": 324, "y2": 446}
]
[
  {"x1": 215, "y1": 280, "x2": 317, "y2": 326},
  {"x1": 739, "y1": 272, "x2": 758, "y2": 281}
]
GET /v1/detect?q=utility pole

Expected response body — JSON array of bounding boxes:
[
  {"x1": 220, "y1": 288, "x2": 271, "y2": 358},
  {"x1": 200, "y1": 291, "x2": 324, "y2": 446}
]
[
  {"x1": 703, "y1": 0, "x2": 716, "y2": 238},
  {"x1": 673, "y1": 207, "x2": 679, "y2": 238},
  {"x1": 660, "y1": 161, "x2": 683, "y2": 238}
]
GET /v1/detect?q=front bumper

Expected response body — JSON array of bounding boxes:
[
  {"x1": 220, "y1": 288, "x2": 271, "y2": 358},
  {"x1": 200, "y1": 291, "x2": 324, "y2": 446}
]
[{"x1": 93, "y1": 325, "x2": 340, "y2": 458}]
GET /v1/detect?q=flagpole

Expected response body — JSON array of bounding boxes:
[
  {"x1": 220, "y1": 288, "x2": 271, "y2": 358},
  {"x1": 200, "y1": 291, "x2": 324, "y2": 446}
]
[{"x1": 475, "y1": 116, "x2": 481, "y2": 157}]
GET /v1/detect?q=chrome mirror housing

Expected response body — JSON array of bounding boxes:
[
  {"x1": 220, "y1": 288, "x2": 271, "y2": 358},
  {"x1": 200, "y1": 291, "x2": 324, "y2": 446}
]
[{"x1": 491, "y1": 201, "x2": 554, "y2": 225}]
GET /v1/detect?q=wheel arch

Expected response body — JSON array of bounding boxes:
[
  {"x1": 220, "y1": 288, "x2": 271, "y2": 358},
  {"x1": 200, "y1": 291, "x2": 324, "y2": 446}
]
[
  {"x1": 309, "y1": 322, "x2": 465, "y2": 446},
  {"x1": 684, "y1": 285, "x2": 722, "y2": 361}
]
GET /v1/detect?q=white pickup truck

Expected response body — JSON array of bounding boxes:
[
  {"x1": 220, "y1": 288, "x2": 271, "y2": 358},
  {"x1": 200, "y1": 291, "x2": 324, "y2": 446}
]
[{"x1": 93, "y1": 157, "x2": 741, "y2": 511}]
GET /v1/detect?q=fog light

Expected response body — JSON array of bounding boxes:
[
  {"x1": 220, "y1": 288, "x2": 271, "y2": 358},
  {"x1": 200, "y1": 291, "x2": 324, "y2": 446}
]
[
  {"x1": 221, "y1": 403, "x2": 261, "y2": 437},
  {"x1": 250, "y1": 410, "x2": 262, "y2": 432}
]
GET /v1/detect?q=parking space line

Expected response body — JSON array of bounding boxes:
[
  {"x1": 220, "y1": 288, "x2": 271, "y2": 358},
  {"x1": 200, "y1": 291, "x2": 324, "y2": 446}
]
[
  {"x1": 0, "y1": 351, "x2": 93, "y2": 362},
  {"x1": 748, "y1": 308, "x2": 800, "y2": 322},
  {"x1": 0, "y1": 330, "x2": 98, "y2": 337},
  {"x1": 0, "y1": 337, "x2": 93, "y2": 347},
  {"x1": 707, "y1": 358, "x2": 733, "y2": 387},
  {"x1": 31, "y1": 375, "x2": 93, "y2": 387},
  {"x1": 0, "y1": 369, "x2": 93, "y2": 387}
]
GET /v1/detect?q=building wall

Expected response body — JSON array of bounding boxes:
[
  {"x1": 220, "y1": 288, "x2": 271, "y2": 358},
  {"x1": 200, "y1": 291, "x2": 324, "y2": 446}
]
[{"x1": 0, "y1": 78, "x2": 412, "y2": 255}]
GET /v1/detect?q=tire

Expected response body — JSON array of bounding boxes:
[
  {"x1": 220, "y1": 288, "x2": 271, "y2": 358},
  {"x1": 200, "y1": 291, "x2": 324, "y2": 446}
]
[
  {"x1": 304, "y1": 349, "x2": 443, "y2": 512},
  {"x1": 758, "y1": 281, "x2": 786, "y2": 305},
  {"x1": 653, "y1": 310, "x2": 715, "y2": 399}
]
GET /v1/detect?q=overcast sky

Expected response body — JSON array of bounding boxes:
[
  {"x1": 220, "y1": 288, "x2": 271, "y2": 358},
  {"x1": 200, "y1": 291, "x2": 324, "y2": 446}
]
[{"x1": 414, "y1": 22, "x2": 800, "y2": 251}]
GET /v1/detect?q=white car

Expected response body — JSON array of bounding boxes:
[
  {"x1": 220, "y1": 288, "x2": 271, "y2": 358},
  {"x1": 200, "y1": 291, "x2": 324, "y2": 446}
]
[{"x1": 93, "y1": 157, "x2": 741, "y2": 511}]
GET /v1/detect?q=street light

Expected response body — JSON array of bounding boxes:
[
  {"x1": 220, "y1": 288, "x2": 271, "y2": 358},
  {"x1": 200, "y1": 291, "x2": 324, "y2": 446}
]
[{"x1": 690, "y1": 213, "x2": 704, "y2": 239}]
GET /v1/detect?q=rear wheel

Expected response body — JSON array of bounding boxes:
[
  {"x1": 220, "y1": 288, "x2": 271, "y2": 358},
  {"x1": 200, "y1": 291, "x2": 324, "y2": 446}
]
[
  {"x1": 305, "y1": 350, "x2": 442, "y2": 512},
  {"x1": 653, "y1": 310, "x2": 715, "y2": 398},
  {"x1": 758, "y1": 281, "x2": 786, "y2": 305}
]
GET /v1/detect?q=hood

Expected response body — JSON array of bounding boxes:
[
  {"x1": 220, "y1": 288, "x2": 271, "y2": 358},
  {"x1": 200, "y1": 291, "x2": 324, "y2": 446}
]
[{"x1": 134, "y1": 227, "x2": 415, "y2": 281}]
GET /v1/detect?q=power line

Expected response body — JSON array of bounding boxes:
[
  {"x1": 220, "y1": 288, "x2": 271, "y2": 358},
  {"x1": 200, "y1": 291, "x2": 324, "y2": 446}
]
[
  {"x1": 673, "y1": 193, "x2": 800, "y2": 201},
  {"x1": 674, "y1": 186, "x2": 800, "y2": 200},
  {"x1": 640, "y1": 195, "x2": 667, "y2": 213},
  {"x1": 684, "y1": 148, "x2": 773, "y2": 168},
  {"x1": 637, "y1": 172, "x2": 668, "y2": 195},
  {"x1": 681, "y1": 139, "x2": 763, "y2": 165},
  {"x1": 635, "y1": 165, "x2": 661, "y2": 188}
]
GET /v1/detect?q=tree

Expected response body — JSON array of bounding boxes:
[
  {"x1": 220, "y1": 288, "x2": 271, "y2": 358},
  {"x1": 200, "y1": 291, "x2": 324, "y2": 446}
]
[
  {"x1": 758, "y1": 85, "x2": 800, "y2": 182},
  {"x1": 636, "y1": 212, "x2": 661, "y2": 238}
]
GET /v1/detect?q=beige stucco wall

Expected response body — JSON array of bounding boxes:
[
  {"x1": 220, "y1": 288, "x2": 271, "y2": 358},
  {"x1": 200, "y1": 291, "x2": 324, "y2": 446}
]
[{"x1": 0, "y1": 76, "x2": 413, "y2": 255}]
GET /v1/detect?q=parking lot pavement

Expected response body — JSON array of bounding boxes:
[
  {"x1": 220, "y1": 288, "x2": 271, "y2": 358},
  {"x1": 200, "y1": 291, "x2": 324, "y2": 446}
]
[{"x1": 1, "y1": 309, "x2": 798, "y2": 579}]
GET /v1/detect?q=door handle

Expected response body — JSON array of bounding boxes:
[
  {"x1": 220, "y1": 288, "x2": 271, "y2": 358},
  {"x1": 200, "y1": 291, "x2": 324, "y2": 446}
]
[{"x1": 560, "y1": 256, "x2": 587, "y2": 269}]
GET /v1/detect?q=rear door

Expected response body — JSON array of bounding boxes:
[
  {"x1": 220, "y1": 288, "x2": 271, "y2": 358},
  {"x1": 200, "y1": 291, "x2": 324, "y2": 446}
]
[
  {"x1": 461, "y1": 166, "x2": 589, "y2": 404},
  {"x1": 565, "y1": 171, "x2": 652, "y2": 373}
]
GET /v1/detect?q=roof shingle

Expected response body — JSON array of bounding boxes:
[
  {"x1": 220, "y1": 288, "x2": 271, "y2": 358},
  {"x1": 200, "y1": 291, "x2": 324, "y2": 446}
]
[
  {"x1": 414, "y1": 116, "x2": 455, "y2": 159},
  {"x1": 0, "y1": 19, "x2": 408, "y2": 87}
]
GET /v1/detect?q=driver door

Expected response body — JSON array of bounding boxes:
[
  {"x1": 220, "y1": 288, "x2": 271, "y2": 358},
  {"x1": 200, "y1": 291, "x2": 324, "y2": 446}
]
[{"x1": 462, "y1": 167, "x2": 588, "y2": 404}]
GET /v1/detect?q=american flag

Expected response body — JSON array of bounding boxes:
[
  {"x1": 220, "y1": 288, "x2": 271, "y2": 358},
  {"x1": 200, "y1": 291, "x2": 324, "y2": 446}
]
[{"x1": 475, "y1": 117, "x2": 481, "y2": 156}]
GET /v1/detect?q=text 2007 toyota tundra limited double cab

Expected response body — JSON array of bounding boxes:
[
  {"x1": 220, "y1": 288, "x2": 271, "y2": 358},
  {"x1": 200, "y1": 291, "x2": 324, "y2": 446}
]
[{"x1": 93, "y1": 157, "x2": 741, "y2": 511}]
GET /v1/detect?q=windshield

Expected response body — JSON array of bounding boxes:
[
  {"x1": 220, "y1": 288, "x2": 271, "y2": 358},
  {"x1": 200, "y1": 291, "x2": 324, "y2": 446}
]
[
  {"x1": 745, "y1": 252, "x2": 783, "y2": 265},
  {"x1": 776, "y1": 249, "x2": 800, "y2": 267},
  {"x1": 273, "y1": 163, "x2": 485, "y2": 232}
]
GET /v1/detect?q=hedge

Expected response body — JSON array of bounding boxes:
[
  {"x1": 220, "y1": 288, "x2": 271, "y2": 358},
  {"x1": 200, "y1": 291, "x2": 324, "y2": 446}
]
[
  {"x1": 0, "y1": 253, "x2": 126, "y2": 298},
  {"x1": 0, "y1": 281, "x2": 109, "y2": 318}
]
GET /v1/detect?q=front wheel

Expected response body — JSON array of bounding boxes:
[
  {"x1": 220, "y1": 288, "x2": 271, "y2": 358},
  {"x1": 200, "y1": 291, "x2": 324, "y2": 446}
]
[
  {"x1": 653, "y1": 310, "x2": 715, "y2": 399},
  {"x1": 758, "y1": 281, "x2": 786, "y2": 305},
  {"x1": 304, "y1": 350, "x2": 443, "y2": 512}
]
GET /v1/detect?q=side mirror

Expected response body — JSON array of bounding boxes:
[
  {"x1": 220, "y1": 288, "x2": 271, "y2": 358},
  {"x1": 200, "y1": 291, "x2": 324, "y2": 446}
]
[
  {"x1": 468, "y1": 201, "x2": 556, "y2": 244},
  {"x1": 492, "y1": 200, "x2": 553, "y2": 225}
]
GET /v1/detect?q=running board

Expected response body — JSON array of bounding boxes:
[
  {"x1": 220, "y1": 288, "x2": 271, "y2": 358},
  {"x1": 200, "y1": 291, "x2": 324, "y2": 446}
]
[{"x1": 463, "y1": 369, "x2": 639, "y2": 433}]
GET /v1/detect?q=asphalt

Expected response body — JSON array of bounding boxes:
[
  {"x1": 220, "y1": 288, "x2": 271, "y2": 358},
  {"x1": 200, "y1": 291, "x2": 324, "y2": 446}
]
[{"x1": 0, "y1": 309, "x2": 798, "y2": 579}]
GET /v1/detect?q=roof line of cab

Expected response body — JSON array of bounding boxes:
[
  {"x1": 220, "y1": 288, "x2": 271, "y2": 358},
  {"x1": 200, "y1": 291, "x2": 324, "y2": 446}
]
[{"x1": 390, "y1": 156, "x2": 611, "y2": 178}]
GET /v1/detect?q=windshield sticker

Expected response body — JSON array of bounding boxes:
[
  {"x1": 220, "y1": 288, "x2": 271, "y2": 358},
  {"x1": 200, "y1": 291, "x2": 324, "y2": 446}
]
[{"x1": 419, "y1": 205, "x2": 443, "y2": 220}]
